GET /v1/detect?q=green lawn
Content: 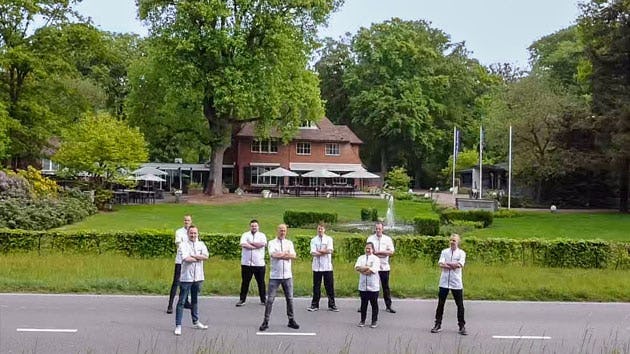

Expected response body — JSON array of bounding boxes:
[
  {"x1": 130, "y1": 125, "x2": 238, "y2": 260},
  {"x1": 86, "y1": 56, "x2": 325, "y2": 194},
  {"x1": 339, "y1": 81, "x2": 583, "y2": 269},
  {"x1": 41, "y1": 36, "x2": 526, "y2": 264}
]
[
  {"x1": 2, "y1": 253, "x2": 627, "y2": 301},
  {"x1": 57, "y1": 197, "x2": 436, "y2": 234},
  {"x1": 465, "y1": 211, "x2": 630, "y2": 241}
]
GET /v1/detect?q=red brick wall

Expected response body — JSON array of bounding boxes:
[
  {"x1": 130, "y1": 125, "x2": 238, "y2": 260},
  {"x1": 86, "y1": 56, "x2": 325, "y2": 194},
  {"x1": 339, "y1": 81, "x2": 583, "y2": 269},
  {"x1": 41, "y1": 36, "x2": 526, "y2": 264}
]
[{"x1": 232, "y1": 138, "x2": 364, "y2": 187}]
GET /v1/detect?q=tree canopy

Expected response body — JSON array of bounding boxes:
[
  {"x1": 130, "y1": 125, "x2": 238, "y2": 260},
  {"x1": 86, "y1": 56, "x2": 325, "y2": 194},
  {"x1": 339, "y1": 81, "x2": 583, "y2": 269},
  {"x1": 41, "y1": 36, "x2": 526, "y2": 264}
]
[
  {"x1": 53, "y1": 112, "x2": 148, "y2": 188},
  {"x1": 130, "y1": 0, "x2": 342, "y2": 194}
]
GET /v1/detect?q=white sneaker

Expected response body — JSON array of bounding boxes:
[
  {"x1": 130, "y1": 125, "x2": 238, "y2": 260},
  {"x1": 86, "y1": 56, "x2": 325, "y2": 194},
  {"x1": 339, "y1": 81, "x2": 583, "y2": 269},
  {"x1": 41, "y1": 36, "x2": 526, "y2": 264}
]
[
  {"x1": 174, "y1": 325, "x2": 182, "y2": 335},
  {"x1": 193, "y1": 321, "x2": 208, "y2": 330}
]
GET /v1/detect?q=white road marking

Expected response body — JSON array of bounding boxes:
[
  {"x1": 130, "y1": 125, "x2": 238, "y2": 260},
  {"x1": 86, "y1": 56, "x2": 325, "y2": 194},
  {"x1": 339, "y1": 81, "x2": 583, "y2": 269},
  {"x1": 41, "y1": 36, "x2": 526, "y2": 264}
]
[
  {"x1": 17, "y1": 328, "x2": 78, "y2": 333},
  {"x1": 256, "y1": 332, "x2": 316, "y2": 336},
  {"x1": 493, "y1": 335, "x2": 551, "y2": 340}
]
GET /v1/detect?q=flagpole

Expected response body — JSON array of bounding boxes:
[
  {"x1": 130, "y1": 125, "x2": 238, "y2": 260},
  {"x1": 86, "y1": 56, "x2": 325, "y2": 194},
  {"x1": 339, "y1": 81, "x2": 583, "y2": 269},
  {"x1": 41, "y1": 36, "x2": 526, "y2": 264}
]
[
  {"x1": 479, "y1": 125, "x2": 483, "y2": 199},
  {"x1": 452, "y1": 126, "x2": 457, "y2": 196},
  {"x1": 508, "y1": 125, "x2": 512, "y2": 209}
]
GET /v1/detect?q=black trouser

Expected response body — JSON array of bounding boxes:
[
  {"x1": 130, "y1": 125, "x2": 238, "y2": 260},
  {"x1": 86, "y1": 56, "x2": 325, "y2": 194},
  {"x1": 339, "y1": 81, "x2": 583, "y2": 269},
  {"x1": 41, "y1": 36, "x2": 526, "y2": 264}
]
[
  {"x1": 359, "y1": 291, "x2": 379, "y2": 323},
  {"x1": 310, "y1": 271, "x2": 336, "y2": 308},
  {"x1": 239, "y1": 265, "x2": 266, "y2": 303},
  {"x1": 168, "y1": 263, "x2": 190, "y2": 309},
  {"x1": 378, "y1": 270, "x2": 392, "y2": 308},
  {"x1": 434, "y1": 287, "x2": 465, "y2": 326}
]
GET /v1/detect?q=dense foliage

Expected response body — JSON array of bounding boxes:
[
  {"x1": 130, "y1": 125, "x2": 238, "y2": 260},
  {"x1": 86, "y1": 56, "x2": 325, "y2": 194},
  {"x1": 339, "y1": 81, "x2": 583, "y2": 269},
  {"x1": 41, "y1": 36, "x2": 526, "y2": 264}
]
[
  {"x1": 0, "y1": 170, "x2": 96, "y2": 230},
  {"x1": 1, "y1": 229, "x2": 627, "y2": 269},
  {"x1": 283, "y1": 210, "x2": 338, "y2": 228}
]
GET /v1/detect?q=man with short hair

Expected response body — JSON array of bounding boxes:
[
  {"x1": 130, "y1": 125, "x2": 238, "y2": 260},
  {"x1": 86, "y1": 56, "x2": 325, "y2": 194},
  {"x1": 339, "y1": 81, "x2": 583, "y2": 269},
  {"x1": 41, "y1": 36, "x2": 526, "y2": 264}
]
[
  {"x1": 355, "y1": 242, "x2": 381, "y2": 328},
  {"x1": 431, "y1": 233, "x2": 467, "y2": 335},
  {"x1": 366, "y1": 221, "x2": 396, "y2": 313},
  {"x1": 174, "y1": 225, "x2": 209, "y2": 336},
  {"x1": 259, "y1": 224, "x2": 299, "y2": 331},
  {"x1": 167, "y1": 215, "x2": 192, "y2": 313},
  {"x1": 307, "y1": 223, "x2": 338, "y2": 312},
  {"x1": 236, "y1": 219, "x2": 267, "y2": 307}
]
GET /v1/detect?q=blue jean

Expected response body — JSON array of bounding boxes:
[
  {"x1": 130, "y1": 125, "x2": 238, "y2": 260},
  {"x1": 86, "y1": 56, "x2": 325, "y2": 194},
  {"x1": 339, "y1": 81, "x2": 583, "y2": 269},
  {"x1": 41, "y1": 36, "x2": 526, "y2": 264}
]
[
  {"x1": 175, "y1": 281, "x2": 202, "y2": 325},
  {"x1": 263, "y1": 278, "x2": 294, "y2": 322}
]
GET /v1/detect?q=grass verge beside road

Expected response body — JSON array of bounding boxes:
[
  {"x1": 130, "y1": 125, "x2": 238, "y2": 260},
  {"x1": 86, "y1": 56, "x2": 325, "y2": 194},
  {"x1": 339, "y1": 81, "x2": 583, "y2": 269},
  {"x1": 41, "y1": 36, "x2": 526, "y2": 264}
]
[{"x1": 2, "y1": 253, "x2": 628, "y2": 302}]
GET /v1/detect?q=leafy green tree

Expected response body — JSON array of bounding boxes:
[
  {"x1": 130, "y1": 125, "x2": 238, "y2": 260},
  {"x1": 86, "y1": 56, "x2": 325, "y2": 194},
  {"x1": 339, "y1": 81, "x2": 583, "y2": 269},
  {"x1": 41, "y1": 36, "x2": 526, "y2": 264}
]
[
  {"x1": 0, "y1": 0, "x2": 85, "y2": 166},
  {"x1": 53, "y1": 113, "x2": 148, "y2": 189},
  {"x1": 315, "y1": 36, "x2": 353, "y2": 126},
  {"x1": 131, "y1": 0, "x2": 342, "y2": 195},
  {"x1": 342, "y1": 18, "x2": 492, "y2": 182},
  {"x1": 579, "y1": 0, "x2": 630, "y2": 212},
  {"x1": 385, "y1": 166, "x2": 411, "y2": 190},
  {"x1": 485, "y1": 76, "x2": 587, "y2": 202}
]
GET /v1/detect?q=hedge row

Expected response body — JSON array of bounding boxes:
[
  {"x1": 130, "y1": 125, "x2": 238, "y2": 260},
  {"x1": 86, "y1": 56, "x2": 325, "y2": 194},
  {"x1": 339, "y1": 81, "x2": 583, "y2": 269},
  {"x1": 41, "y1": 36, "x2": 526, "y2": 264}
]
[
  {"x1": 1, "y1": 229, "x2": 628, "y2": 269},
  {"x1": 283, "y1": 210, "x2": 338, "y2": 228},
  {"x1": 440, "y1": 210, "x2": 494, "y2": 227}
]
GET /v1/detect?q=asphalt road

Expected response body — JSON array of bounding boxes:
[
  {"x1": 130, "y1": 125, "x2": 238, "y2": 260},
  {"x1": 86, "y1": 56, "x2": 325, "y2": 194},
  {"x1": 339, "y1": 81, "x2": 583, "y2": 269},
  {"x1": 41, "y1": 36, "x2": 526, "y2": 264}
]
[{"x1": 0, "y1": 294, "x2": 628, "y2": 354}]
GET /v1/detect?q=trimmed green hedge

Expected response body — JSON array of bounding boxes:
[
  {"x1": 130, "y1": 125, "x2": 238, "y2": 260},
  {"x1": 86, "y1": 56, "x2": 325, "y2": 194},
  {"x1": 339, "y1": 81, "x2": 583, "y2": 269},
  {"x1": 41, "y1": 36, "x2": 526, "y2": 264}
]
[
  {"x1": 413, "y1": 217, "x2": 440, "y2": 236},
  {"x1": 440, "y1": 210, "x2": 494, "y2": 227},
  {"x1": 1, "y1": 229, "x2": 628, "y2": 269},
  {"x1": 360, "y1": 208, "x2": 378, "y2": 221},
  {"x1": 283, "y1": 210, "x2": 338, "y2": 228}
]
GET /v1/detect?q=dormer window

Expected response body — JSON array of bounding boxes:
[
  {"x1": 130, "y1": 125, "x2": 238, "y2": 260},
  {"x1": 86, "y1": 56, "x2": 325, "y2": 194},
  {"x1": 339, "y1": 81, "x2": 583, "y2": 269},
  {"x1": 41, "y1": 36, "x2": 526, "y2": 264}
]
[{"x1": 299, "y1": 120, "x2": 317, "y2": 129}]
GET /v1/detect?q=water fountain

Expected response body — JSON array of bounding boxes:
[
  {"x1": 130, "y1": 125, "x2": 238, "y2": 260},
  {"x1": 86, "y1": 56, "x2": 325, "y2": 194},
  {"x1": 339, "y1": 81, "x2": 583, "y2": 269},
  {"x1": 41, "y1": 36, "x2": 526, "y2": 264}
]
[
  {"x1": 385, "y1": 193, "x2": 395, "y2": 228},
  {"x1": 335, "y1": 193, "x2": 414, "y2": 235}
]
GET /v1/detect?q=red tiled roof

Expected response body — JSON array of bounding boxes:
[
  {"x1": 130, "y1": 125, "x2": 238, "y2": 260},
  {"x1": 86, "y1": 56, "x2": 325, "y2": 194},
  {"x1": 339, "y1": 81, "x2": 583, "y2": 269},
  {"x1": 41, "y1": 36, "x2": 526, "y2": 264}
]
[{"x1": 236, "y1": 117, "x2": 363, "y2": 144}]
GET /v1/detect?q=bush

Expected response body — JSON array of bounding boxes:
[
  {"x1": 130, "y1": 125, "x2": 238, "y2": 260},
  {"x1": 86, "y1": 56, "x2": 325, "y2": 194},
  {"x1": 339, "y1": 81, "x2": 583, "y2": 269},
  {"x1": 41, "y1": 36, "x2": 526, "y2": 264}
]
[
  {"x1": 391, "y1": 189, "x2": 413, "y2": 200},
  {"x1": 494, "y1": 209, "x2": 522, "y2": 218},
  {"x1": 439, "y1": 220, "x2": 484, "y2": 236},
  {"x1": 0, "y1": 230, "x2": 627, "y2": 269},
  {"x1": 413, "y1": 217, "x2": 440, "y2": 236},
  {"x1": 0, "y1": 191, "x2": 96, "y2": 230},
  {"x1": 94, "y1": 189, "x2": 114, "y2": 210},
  {"x1": 370, "y1": 208, "x2": 378, "y2": 221},
  {"x1": 385, "y1": 166, "x2": 411, "y2": 190},
  {"x1": 360, "y1": 208, "x2": 371, "y2": 221},
  {"x1": 440, "y1": 209, "x2": 494, "y2": 227},
  {"x1": 283, "y1": 210, "x2": 338, "y2": 228}
]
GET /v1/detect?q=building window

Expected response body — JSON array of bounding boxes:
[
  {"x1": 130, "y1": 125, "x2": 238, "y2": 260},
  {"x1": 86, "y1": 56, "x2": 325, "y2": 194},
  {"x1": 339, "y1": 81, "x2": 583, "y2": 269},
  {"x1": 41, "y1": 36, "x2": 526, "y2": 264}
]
[
  {"x1": 299, "y1": 120, "x2": 317, "y2": 129},
  {"x1": 250, "y1": 166, "x2": 278, "y2": 185},
  {"x1": 251, "y1": 139, "x2": 278, "y2": 153},
  {"x1": 296, "y1": 142, "x2": 311, "y2": 155},
  {"x1": 325, "y1": 143, "x2": 340, "y2": 156},
  {"x1": 41, "y1": 158, "x2": 59, "y2": 174}
]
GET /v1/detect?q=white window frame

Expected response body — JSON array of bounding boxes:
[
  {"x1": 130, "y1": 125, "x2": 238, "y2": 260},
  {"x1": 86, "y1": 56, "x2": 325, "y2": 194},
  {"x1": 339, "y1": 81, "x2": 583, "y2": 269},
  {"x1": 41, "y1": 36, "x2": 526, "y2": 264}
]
[
  {"x1": 325, "y1": 143, "x2": 340, "y2": 156},
  {"x1": 296, "y1": 142, "x2": 311, "y2": 155},
  {"x1": 250, "y1": 166, "x2": 278, "y2": 186},
  {"x1": 251, "y1": 139, "x2": 278, "y2": 154}
]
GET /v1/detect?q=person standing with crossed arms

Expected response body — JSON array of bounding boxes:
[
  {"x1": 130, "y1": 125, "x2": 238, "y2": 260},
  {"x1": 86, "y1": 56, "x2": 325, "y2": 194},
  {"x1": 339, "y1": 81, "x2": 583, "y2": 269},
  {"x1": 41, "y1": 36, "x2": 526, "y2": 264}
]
[{"x1": 366, "y1": 221, "x2": 396, "y2": 313}]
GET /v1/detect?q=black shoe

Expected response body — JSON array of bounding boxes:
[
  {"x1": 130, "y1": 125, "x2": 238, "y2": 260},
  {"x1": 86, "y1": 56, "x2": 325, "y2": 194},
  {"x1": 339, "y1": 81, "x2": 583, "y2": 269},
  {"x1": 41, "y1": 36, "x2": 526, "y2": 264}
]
[
  {"x1": 260, "y1": 301, "x2": 266, "y2": 306},
  {"x1": 287, "y1": 319, "x2": 300, "y2": 329},
  {"x1": 235, "y1": 300, "x2": 246, "y2": 307},
  {"x1": 431, "y1": 323, "x2": 442, "y2": 333},
  {"x1": 259, "y1": 321, "x2": 269, "y2": 331},
  {"x1": 370, "y1": 321, "x2": 378, "y2": 328},
  {"x1": 184, "y1": 302, "x2": 192, "y2": 309},
  {"x1": 166, "y1": 307, "x2": 173, "y2": 314},
  {"x1": 385, "y1": 307, "x2": 396, "y2": 313},
  {"x1": 306, "y1": 306, "x2": 319, "y2": 312},
  {"x1": 458, "y1": 325, "x2": 468, "y2": 335},
  {"x1": 328, "y1": 306, "x2": 340, "y2": 312}
]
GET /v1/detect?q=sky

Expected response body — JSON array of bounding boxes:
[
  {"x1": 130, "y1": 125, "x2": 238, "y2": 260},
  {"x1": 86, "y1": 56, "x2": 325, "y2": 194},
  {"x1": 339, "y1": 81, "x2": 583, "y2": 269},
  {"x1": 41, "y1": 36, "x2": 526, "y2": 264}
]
[{"x1": 76, "y1": 0, "x2": 582, "y2": 68}]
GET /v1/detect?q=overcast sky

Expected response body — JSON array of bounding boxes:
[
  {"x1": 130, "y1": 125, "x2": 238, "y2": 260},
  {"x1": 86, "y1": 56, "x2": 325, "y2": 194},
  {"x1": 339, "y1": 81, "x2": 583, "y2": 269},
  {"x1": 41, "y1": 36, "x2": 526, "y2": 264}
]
[{"x1": 76, "y1": 0, "x2": 582, "y2": 68}]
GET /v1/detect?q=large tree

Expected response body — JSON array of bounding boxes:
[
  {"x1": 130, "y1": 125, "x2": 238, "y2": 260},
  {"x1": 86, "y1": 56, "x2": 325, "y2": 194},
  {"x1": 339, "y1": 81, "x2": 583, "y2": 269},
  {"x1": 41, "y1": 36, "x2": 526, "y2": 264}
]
[
  {"x1": 485, "y1": 76, "x2": 588, "y2": 202},
  {"x1": 132, "y1": 0, "x2": 341, "y2": 195},
  {"x1": 336, "y1": 18, "x2": 491, "y2": 184},
  {"x1": 53, "y1": 112, "x2": 148, "y2": 189},
  {"x1": 0, "y1": 0, "x2": 83, "y2": 166},
  {"x1": 579, "y1": 0, "x2": 630, "y2": 212}
]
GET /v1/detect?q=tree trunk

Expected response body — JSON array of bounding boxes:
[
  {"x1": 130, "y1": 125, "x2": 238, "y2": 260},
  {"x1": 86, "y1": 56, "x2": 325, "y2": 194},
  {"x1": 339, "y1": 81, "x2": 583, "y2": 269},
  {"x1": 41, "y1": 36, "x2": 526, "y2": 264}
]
[
  {"x1": 203, "y1": 98, "x2": 232, "y2": 196},
  {"x1": 380, "y1": 149, "x2": 389, "y2": 175},
  {"x1": 619, "y1": 157, "x2": 629, "y2": 213},
  {"x1": 205, "y1": 145, "x2": 228, "y2": 196}
]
